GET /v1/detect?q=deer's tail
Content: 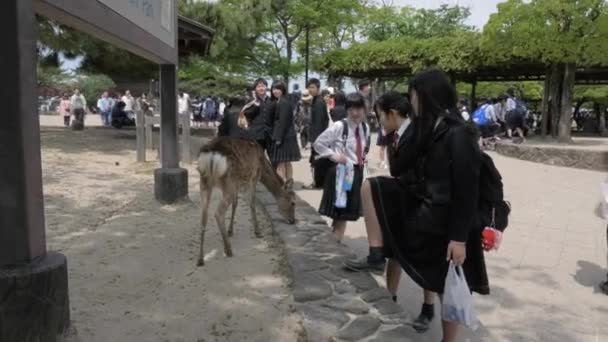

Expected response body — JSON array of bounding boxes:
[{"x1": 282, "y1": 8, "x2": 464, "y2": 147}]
[{"x1": 197, "y1": 151, "x2": 228, "y2": 183}]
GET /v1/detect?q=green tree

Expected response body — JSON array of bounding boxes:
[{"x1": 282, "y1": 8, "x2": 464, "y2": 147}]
[
  {"x1": 482, "y1": 0, "x2": 608, "y2": 142},
  {"x1": 361, "y1": 4, "x2": 474, "y2": 41}
]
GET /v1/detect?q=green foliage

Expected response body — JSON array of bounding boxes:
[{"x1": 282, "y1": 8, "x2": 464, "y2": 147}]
[
  {"x1": 36, "y1": 67, "x2": 115, "y2": 105},
  {"x1": 482, "y1": 0, "x2": 608, "y2": 66},
  {"x1": 574, "y1": 85, "x2": 608, "y2": 104},
  {"x1": 178, "y1": 56, "x2": 250, "y2": 98},
  {"x1": 318, "y1": 31, "x2": 480, "y2": 76},
  {"x1": 456, "y1": 82, "x2": 544, "y2": 101},
  {"x1": 362, "y1": 4, "x2": 474, "y2": 41},
  {"x1": 77, "y1": 74, "x2": 116, "y2": 105}
]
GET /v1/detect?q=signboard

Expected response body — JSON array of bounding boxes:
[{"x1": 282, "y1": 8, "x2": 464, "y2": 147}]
[
  {"x1": 34, "y1": 0, "x2": 178, "y2": 63},
  {"x1": 98, "y1": 0, "x2": 175, "y2": 48}
]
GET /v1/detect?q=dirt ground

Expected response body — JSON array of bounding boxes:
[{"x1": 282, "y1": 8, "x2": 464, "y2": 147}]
[{"x1": 40, "y1": 124, "x2": 304, "y2": 342}]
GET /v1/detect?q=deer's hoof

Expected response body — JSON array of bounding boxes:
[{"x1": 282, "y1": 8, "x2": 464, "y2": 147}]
[
  {"x1": 255, "y1": 232, "x2": 263, "y2": 239},
  {"x1": 196, "y1": 260, "x2": 205, "y2": 267},
  {"x1": 228, "y1": 231, "x2": 234, "y2": 237},
  {"x1": 225, "y1": 250, "x2": 234, "y2": 257}
]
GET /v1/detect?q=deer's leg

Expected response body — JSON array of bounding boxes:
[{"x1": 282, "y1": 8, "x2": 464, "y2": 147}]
[
  {"x1": 216, "y1": 181, "x2": 234, "y2": 257},
  {"x1": 228, "y1": 195, "x2": 238, "y2": 237},
  {"x1": 197, "y1": 178, "x2": 213, "y2": 267},
  {"x1": 250, "y1": 185, "x2": 262, "y2": 238}
]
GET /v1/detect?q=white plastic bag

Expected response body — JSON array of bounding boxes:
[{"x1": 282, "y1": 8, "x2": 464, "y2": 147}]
[{"x1": 442, "y1": 262, "x2": 479, "y2": 330}]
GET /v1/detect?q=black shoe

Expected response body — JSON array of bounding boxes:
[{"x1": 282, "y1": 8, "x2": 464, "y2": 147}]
[
  {"x1": 600, "y1": 280, "x2": 608, "y2": 295},
  {"x1": 343, "y1": 256, "x2": 385, "y2": 275},
  {"x1": 412, "y1": 303, "x2": 435, "y2": 333}
]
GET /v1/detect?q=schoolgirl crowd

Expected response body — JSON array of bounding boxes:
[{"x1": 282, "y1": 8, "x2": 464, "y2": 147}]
[{"x1": 225, "y1": 69, "x2": 508, "y2": 342}]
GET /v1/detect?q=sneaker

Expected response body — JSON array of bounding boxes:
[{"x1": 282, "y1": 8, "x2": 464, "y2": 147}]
[
  {"x1": 343, "y1": 256, "x2": 385, "y2": 275},
  {"x1": 412, "y1": 303, "x2": 435, "y2": 333}
]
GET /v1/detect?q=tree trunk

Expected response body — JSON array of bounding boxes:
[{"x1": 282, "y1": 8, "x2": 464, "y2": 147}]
[
  {"x1": 549, "y1": 64, "x2": 563, "y2": 138},
  {"x1": 558, "y1": 63, "x2": 576, "y2": 143},
  {"x1": 470, "y1": 79, "x2": 477, "y2": 113},
  {"x1": 598, "y1": 103, "x2": 607, "y2": 137},
  {"x1": 541, "y1": 70, "x2": 551, "y2": 138},
  {"x1": 284, "y1": 41, "x2": 292, "y2": 87}
]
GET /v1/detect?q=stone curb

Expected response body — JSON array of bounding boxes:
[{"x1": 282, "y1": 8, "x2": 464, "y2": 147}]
[
  {"x1": 255, "y1": 185, "x2": 411, "y2": 342},
  {"x1": 492, "y1": 141, "x2": 608, "y2": 171}
]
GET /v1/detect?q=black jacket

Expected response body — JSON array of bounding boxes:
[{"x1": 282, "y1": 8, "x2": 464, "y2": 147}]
[
  {"x1": 242, "y1": 96, "x2": 273, "y2": 142},
  {"x1": 415, "y1": 118, "x2": 481, "y2": 242},
  {"x1": 309, "y1": 95, "x2": 329, "y2": 144},
  {"x1": 217, "y1": 108, "x2": 248, "y2": 139},
  {"x1": 387, "y1": 124, "x2": 417, "y2": 178},
  {"x1": 271, "y1": 98, "x2": 297, "y2": 142}
]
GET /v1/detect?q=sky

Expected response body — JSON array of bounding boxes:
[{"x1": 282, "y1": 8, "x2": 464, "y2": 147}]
[
  {"x1": 392, "y1": 0, "x2": 504, "y2": 28},
  {"x1": 61, "y1": 0, "x2": 506, "y2": 89}
]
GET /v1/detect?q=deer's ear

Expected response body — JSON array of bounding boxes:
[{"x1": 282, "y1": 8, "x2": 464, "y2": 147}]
[{"x1": 284, "y1": 178, "x2": 294, "y2": 191}]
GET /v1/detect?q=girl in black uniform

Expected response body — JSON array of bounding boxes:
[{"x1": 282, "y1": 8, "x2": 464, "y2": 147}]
[{"x1": 345, "y1": 70, "x2": 488, "y2": 342}]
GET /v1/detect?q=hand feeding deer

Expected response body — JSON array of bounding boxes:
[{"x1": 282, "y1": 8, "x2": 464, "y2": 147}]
[{"x1": 196, "y1": 136, "x2": 296, "y2": 266}]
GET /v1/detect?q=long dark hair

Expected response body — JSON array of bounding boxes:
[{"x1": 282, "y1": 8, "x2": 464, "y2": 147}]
[
  {"x1": 375, "y1": 91, "x2": 410, "y2": 119},
  {"x1": 408, "y1": 69, "x2": 463, "y2": 152},
  {"x1": 271, "y1": 81, "x2": 287, "y2": 101}
]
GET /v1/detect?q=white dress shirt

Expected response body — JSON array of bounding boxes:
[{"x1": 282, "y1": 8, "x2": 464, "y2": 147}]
[
  {"x1": 314, "y1": 119, "x2": 368, "y2": 165},
  {"x1": 395, "y1": 118, "x2": 411, "y2": 141}
]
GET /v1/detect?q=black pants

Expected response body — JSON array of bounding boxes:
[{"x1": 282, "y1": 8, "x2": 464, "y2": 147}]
[{"x1": 63, "y1": 116, "x2": 70, "y2": 127}]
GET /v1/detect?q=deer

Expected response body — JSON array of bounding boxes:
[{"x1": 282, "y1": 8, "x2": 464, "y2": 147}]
[{"x1": 196, "y1": 136, "x2": 296, "y2": 266}]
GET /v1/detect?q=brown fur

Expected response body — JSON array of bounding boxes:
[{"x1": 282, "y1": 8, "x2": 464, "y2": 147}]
[{"x1": 196, "y1": 137, "x2": 296, "y2": 266}]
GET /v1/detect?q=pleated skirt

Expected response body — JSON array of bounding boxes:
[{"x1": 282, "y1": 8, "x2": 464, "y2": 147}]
[
  {"x1": 268, "y1": 136, "x2": 302, "y2": 164},
  {"x1": 318, "y1": 164, "x2": 364, "y2": 221}
]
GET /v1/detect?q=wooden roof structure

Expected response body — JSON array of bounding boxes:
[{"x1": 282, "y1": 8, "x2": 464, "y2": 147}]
[{"x1": 178, "y1": 15, "x2": 215, "y2": 57}]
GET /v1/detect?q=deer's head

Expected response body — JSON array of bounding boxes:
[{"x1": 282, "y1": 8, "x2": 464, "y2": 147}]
[{"x1": 277, "y1": 179, "x2": 296, "y2": 224}]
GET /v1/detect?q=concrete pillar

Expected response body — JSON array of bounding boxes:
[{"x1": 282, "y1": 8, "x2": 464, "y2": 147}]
[
  {"x1": 0, "y1": 1, "x2": 70, "y2": 341},
  {"x1": 154, "y1": 64, "x2": 188, "y2": 203}
]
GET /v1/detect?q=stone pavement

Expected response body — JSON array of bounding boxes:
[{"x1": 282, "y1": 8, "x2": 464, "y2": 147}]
[{"x1": 289, "y1": 136, "x2": 608, "y2": 342}]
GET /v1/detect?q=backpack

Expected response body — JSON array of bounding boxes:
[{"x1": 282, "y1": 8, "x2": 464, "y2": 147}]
[
  {"x1": 515, "y1": 98, "x2": 527, "y2": 116},
  {"x1": 203, "y1": 99, "x2": 216, "y2": 116},
  {"x1": 478, "y1": 152, "x2": 510, "y2": 232},
  {"x1": 340, "y1": 119, "x2": 370, "y2": 155},
  {"x1": 472, "y1": 105, "x2": 490, "y2": 126}
]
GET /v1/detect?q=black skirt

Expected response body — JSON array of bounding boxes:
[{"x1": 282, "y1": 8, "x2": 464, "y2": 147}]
[
  {"x1": 319, "y1": 164, "x2": 364, "y2": 221},
  {"x1": 369, "y1": 176, "x2": 489, "y2": 295},
  {"x1": 268, "y1": 137, "x2": 302, "y2": 163}
]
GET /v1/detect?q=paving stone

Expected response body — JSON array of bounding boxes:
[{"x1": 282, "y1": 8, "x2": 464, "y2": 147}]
[
  {"x1": 280, "y1": 230, "x2": 312, "y2": 248},
  {"x1": 293, "y1": 273, "x2": 333, "y2": 302},
  {"x1": 296, "y1": 303, "x2": 350, "y2": 327},
  {"x1": 378, "y1": 312, "x2": 409, "y2": 325},
  {"x1": 332, "y1": 267, "x2": 378, "y2": 291},
  {"x1": 334, "y1": 280, "x2": 356, "y2": 295},
  {"x1": 361, "y1": 288, "x2": 392, "y2": 303},
  {"x1": 322, "y1": 297, "x2": 369, "y2": 315},
  {"x1": 368, "y1": 326, "x2": 414, "y2": 342},
  {"x1": 318, "y1": 269, "x2": 342, "y2": 282},
  {"x1": 373, "y1": 298, "x2": 403, "y2": 315},
  {"x1": 287, "y1": 253, "x2": 330, "y2": 273},
  {"x1": 335, "y1": 315, "x2": 381, "y2": 341}
]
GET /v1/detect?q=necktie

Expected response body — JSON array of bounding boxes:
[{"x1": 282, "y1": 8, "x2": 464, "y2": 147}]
[
  {"x1": 393, "y1": 132, "x2": 400, "y2": 148},
  {"x1": 355, "y1": 126, "x2": 363, "y2": 165}
]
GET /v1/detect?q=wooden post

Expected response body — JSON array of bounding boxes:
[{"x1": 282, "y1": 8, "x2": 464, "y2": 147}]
[
  {"x1": 154, "y1": 64, "x2": 188, "y2": 203},
  {"x1": 136, "y1": 109, "x2": 145, "y2": 162},
  {"x1": 1, "y1": 1, "x2": 69, "y2": 339},
  {"x1": 145, "y1": 116, "x2": 154, "y2": 150},
  {"x1": 181, "y1": 113, "x2": 191, "y2": 163}
]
